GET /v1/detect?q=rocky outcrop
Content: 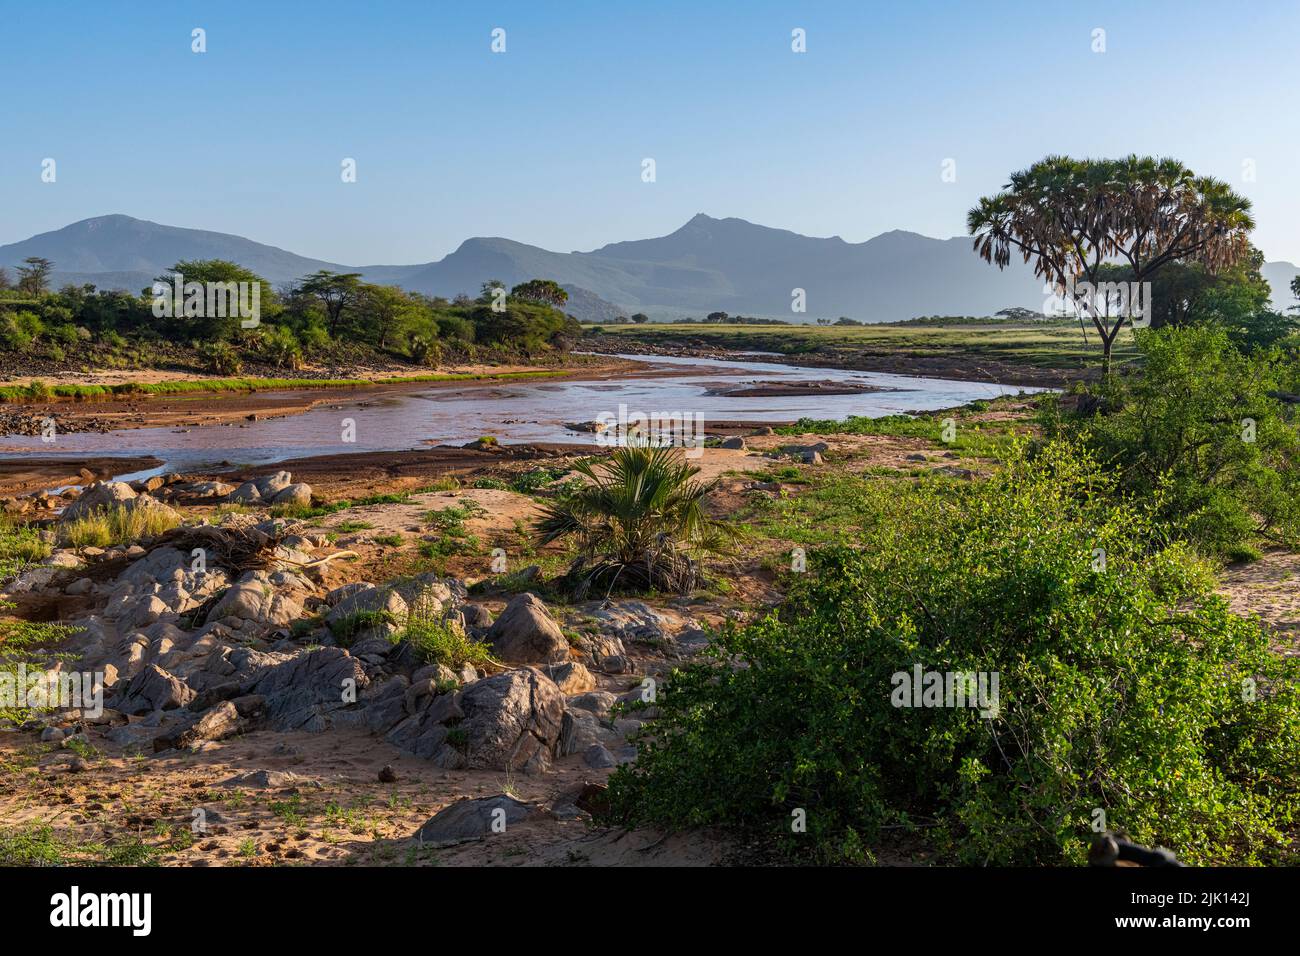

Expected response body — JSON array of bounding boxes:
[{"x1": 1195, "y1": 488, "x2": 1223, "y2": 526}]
[{"x1": 386, "y1": 667, "x2": 564, "y2": 773}]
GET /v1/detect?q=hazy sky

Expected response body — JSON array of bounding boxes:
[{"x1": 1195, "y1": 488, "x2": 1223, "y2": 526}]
[{"x1": 2, "y1": 0, "x2": 1297, "y2": 264}]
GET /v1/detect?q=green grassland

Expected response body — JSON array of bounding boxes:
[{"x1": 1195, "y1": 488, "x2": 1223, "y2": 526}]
[{"x1": 596, "y1": 319, "x2": 1139, "y2": 373}]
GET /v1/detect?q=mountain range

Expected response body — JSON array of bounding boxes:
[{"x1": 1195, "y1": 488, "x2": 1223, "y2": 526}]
[{"x1": 2, "y1": 214, "x2": 1296, "y2": 323}]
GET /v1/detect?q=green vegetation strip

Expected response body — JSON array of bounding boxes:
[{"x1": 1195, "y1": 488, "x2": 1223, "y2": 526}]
[{"x1": 0, "y1": 369, "x2": 568, "y2": 403}]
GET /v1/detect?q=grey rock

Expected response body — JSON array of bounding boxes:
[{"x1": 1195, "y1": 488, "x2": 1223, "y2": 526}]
[
  {"x1": 412, "y1": 795, "x2": 538, "y2": 848},
  {"x1": 271, "y1": 483, "x2": 312, "y2": 507},
  {"x1": 111, "y1": 664, "x2": 195, "y2": 715},
  {"x1": 545, "y1": 660, "x2": 596, "y2": 694},
  {"x1": 487, "y1": 593, "x2": 569, "y2": 664},
  {"x1": 583, "y1": 744, "x2": 617, "y2": 769}
]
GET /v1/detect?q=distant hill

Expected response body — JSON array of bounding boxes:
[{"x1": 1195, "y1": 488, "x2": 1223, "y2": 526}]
[{"x1": 3, "y1": 213, "x2": 1295, "y2": 323}]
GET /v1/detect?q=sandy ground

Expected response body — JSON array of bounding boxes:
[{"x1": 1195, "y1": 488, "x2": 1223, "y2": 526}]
[
  {"x1": 1219, "y1": 549, "x2": 1300, "y2": 655},
  {"x1": 0, "y1": 722, "x2": 730, "y2": 866}
]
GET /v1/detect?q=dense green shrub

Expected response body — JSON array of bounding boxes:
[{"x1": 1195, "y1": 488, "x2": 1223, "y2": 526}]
[
  {"x1": 1046, "y1": 325, "x2": 1300, "y2": 558},
  {"x1": 608, "y1": 440, "x2": 1300, "y2": 864}
]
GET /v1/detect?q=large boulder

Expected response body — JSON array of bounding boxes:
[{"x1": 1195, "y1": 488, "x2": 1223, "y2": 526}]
[
  {"x1": 254, "y1": 471, "x2": 293, "y2": 500},
  {"x1": 487, "y1": 593, "x2": 569, "y2": 664},
  {"x1": 111, "y1": 663, "x2": 195, "y2": 715},
  {"x1": 271, "y1": 483, "x2": 312, "y2": 507},
  {"x1": 205, "y1": 571, "x2": 304, "y2": 630},
  {"x1": 386, "y1": 666, "x2": 564, "y2": 773},
  {"x1": 546, "y1": 660, "x2": 596, "y2": 694},
  {"x1": 248, "y1": 647, "x2": 369, "y2": 732},
  {"x1": 227, "y1": 481, "x2": 263, "y2": 505},
  {"x1": 326, "y1": 585, "x2": 408, "y2": 627},
  {"x1": 412, "y1": 795, "x2": 540, "y2": 848},
  {"x1": 152, "y1": 701, "x2": 243, "y2": 752},
  {"x1": 60, "y1": 481, "x2": 136, "y2": 522}
]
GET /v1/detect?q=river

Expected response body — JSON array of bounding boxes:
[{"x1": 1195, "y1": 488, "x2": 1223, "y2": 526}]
[{"x1": 1, "y1": 353, "x2": 1044, "y2": 477}]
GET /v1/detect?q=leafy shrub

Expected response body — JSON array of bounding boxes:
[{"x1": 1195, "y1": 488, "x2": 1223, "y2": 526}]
[
  {"x1": 1047, "y1": 325, "x2": 1300, "y2": 557},
  {"x1": 608, "y1": 440, "x2": 1300, "y2": 865},
  {"x1": 0, "y1": 520, "x2": 50, "y2": 583},
  {"x1": 259, "y1": 326, "x2": 303, "y2": 370},
  {"x1": 197, "y1": 341, "x2": 243, "y2": 375}
]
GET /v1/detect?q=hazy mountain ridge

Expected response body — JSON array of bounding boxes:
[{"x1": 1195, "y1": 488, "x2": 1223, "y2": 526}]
[{"x1": 3, "y1": 214, "x2": 1296, "y2": 323}]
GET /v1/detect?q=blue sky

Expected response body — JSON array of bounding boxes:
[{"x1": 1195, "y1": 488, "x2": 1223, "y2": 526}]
[{"x1": 2, "y1": 0, "x2": 1297, "y2": 264}]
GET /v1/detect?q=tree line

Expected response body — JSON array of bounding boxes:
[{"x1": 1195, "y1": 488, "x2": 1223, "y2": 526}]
[{"x1": 0, "y1": 260, "x2": 582, "y2": 373}]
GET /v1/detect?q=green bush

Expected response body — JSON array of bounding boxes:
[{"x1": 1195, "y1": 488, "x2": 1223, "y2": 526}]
[
  {"x1": 1047, "y1": 325, "x2": 1300, "y2": 558},
  {"x1": 608, "y1": 439, "x2": 1300, "y2": 865}
]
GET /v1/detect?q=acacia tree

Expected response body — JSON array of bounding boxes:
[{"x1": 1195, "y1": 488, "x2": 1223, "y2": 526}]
[
  {"x1": 16, "y1": 256, "x2": 53, "y2": 296},
  {"x1": 297, "y1": 271, "x2": 363, "y2": 337},
  {"x1": 968, "y1": 156, "x2": 1255, "y2": 372}
]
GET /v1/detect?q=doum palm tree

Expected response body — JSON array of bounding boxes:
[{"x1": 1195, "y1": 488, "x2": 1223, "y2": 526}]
[{"x1": 967, "y1": 155, "x2": 1254, "y2": 373}]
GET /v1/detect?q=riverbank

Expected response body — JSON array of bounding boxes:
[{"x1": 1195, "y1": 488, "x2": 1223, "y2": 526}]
[{"x1": 0, "y1": 356, "x2": 659, "y2": 438}]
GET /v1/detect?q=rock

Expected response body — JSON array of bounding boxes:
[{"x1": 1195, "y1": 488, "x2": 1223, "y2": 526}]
[
  {"x1": 599, "y1": 654, "x2": 630, "y2": 674},
  {"x1": 205, "y1": 571, "x2": 305, "y2": 630},
  {"x1": 387, "y1": 667, "x2": 564, "y2": 773},
  {"x1": 153, "y1": 701, "x2": 242, "y2": 752},
  {"x1": 219, "y1": 769, "x2": 313, "y2": 789},
  {"x1": 111, "y1": 664, "x2": 195, "y2": 715},
  {"x1": 906, "y1": 453, "x2": 928, "y2": 462},
  {"x1": 253, "y1": 471, "x2": 293, "y2": 499},
  {"x1": 460, "y1": 603, "x2": 493, "y2": 629},
  {"x1": 581, "y1": 601, "x2": 684, "y2": 645},
  {"x1": 412, "y1": 795, "x2": 538, "y2": 847},
  {"x1": 227, "y1": 481, "x2": 263, "y2": 505},
  {"x1": 674, "y1": 628, "x2": 710, "y2": 655},
  {"x1": 545, "y1": 660, "x2": 596, "y2": 694},
  {"x1": 271, "y1": 483, "x2": 313, "y2": 507},
  {"x1": 583, "y1": 744, "x2": 617, "y2": 769},
  {"x1": 325, "y1": 582, "x2": 374, "y2": 606},
  {"x1": 325, "y1": 585, "x2": 407, "y2": 630},
  {"x1": 559, "y1": 709, "x2": 606, "y2": 756},
  {"x1": 378, "y1": 764, "x2": 398, "y2": 783},
  {"x1": 486, "y1": 593, "x2": 569, "y2": 664},
  {"x1": 719, "y1": 436, "x2": 746, "y2": 449},
  {"x1": 60, "y1": 481, "x2": 136, "y2": 522},
  {"x1": 567, "y1": 690, "x2": 617, "y2": 716},
  {"x1": 64, "y1": 577, "x2": 93, "y2": 596},
  {"x1": 249, "y1": 647, "x2": 369, "y2": 732},
  {"x1": 175, "y1": 481, "x2": 235, "y2": 500},
  {"x1": 40, "y1": 726, "x2": 65, "y2": 743},
  {"x1": 133, "y1": 476, "x2": 167, "y2": 494},
  {"x1": 937, "y1": 465, "x2": 975, "y2": 480}
]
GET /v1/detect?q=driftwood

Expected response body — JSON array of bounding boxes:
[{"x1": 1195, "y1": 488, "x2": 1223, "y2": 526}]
[{"x1": 163, "y1": 523, "x2": 285, "y2": 573}]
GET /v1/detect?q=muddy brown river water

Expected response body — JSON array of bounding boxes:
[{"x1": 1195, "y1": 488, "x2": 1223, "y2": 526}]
[{"x1": 0, "y1": 354, "x2": 1044, "y2": 479}]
